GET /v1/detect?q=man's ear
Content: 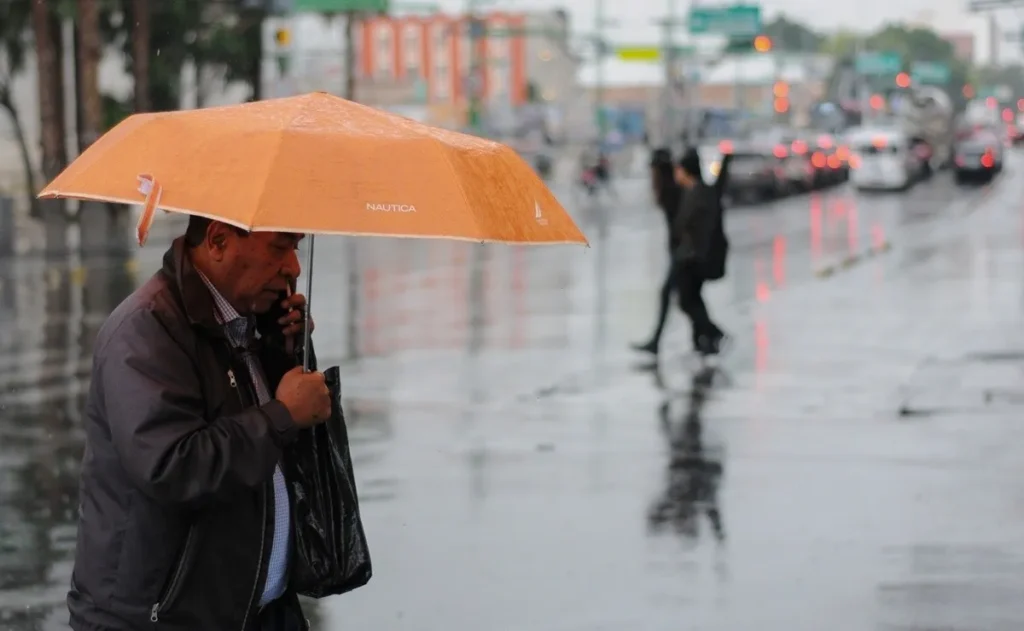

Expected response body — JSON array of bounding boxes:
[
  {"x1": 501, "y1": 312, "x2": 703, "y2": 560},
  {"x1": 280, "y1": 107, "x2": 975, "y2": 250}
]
[{"x1": 207, "y1": 222, "x2": 232, "y2": 260}]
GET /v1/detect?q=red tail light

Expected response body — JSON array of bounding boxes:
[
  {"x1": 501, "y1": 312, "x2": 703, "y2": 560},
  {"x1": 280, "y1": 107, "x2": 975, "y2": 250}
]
[
  {"x1": 773, "y1": 145, "x2": 788, "y2": 159},
  {"x1": 719, "y1": 140, "x2": 733, "y2": 154},
  {"x1": 981, "y1": 151, "x2": 994, "y2": 168},
  {"x1": 817, "y1": 135, "x2": 833, "y2": 149},
  {"x1": 811, "y1": 152, "x2": 826, "y2": 168},
  {"x1": 791, "y1": 140, "x2": 807, "y2": 154}
]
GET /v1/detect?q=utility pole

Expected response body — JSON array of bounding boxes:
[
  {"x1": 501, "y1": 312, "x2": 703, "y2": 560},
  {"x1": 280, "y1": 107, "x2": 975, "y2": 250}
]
[
  {"x1": 343, "y1": 11, "x2": 359, "y2": 99},
  {"x1": 594, "y1": 0, "x2": 605, "y2": 141},
  {"x1": 661, "y1": 0, "x2": 677, "y2": 146},
  {"x1": 463, "y1": 0, "x2": 494, "y2": 134}
]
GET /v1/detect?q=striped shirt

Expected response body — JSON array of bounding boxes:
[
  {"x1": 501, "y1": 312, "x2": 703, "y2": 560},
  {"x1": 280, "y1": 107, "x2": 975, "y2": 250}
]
[{"x1": 197, "y1": 272, "x2": 290, "y2": 607}]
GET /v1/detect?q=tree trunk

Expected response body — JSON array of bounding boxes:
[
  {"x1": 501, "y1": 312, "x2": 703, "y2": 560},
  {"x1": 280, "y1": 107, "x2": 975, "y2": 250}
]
[
  {"x1": 243, "y1": 8, "x2": 264, "y2": 102},
  {"x1": 31, "y1": 0, "x2": 68, "y2": 255},
  {"x1": 75, "y1": 0, "x2": 102, "y2": 149},
  {"x1": 77, "y1": 0, "x2": 125, "y2": 255},
  {"x1": 131, "y1": 0, "x2": 150, "y2": 112}
]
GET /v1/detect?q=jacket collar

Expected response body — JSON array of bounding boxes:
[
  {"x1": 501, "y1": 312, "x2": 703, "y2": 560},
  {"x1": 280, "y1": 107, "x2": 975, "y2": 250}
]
[{"x1": 161, "y1": 237, "x2": 225, "y2": 337}]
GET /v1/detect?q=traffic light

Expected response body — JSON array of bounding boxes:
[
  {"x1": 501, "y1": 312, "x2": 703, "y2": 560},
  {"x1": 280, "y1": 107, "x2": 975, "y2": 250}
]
[
  {"x1": 773, "y1": 81, "x2": 789, "y2": 98},
  {"x1": 274, "y1": 28, "x2": 290, "y2": 47},
  {"x1": 773, "y1": 97, "x2": 789, "y2": 113},
  {"x1": 869, "y1": 94, "x2": 884, "y2": 110},
  {"x1": 895, "y1": 72, "x2": 910, "y2": 88},
  {"x1": 753, "y1": 35, "x2": 772, "y2": 53}
]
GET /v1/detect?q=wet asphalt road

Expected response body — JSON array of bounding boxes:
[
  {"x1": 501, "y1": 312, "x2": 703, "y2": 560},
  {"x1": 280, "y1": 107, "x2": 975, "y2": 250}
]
[{"x1": 2, "y1": 157, "x2": 1024, "y2": 630}]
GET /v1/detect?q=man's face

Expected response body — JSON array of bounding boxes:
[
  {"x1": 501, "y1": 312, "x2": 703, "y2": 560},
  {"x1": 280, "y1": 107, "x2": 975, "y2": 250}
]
[{"x1": 206, "y1": 223, "x2": 303, "y2": 314}]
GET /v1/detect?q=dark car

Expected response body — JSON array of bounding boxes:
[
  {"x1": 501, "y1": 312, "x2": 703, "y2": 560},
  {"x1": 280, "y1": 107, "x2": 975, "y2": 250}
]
[
  {"x1": 953, "y1": 129, "x2": 1004, "y2": 184},
  {"x1": 750, "y1": 128, "x2": 814, "y2": 194},
  {"x1": 714, "y1": 138, "x2": 782, "y2": 203}
]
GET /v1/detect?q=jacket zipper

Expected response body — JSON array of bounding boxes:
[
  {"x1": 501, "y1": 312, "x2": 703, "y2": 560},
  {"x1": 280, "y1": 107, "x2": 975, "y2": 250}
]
[
  {"x1": 150, "y1": 526, "x2": 195, "y2": 622},
  {"x1": 230, "y1": 360, "x2": 269, "y2": 631},
  {"x1": 239, "y1": 485, "x2": 268, "y2": 631}
]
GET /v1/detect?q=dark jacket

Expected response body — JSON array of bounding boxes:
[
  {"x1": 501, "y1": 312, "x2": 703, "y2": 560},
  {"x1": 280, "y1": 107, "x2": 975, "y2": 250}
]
[
  {"x1": 69, "y1": 237, "x2": 308, "y2": 631},
  {"x1": 672, "y1": 155, "x2": 731, "y2": 279}
]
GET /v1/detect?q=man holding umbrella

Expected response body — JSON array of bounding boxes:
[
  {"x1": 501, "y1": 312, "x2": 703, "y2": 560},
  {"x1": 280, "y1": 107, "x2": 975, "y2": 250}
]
[{"x1": 68, "y1": 217, "x2": 330, "y2": 631}]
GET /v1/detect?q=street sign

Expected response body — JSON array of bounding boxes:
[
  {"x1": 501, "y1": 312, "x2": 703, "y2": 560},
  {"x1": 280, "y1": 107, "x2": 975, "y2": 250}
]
[
  {"x1": 855, "y1": 52, "x2": 901, "y2": 76},
  {"x1": 910, "y1": 61, "x2": 950, "y2": 84},
  {"x1": 615, "y1": 47, "x2": 661, "y2": 61},
  {"x1": 293, "y1": 0, "x2": 388, "y2": 11},
  {"x1": 977, "y1": 85, "x2": 1012, "y2": 100},
  {"x1": 688, "y1": 5, "x2": 761, "y2": 38},
  {"x1": 614, "y1": 45, "x2": 695, "y2": 62}
]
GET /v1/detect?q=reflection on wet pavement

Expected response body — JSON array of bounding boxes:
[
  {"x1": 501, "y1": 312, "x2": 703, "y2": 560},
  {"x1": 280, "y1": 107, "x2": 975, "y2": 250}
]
[{"x1": 3, "y1": 158, "x2": 1024, "y2": 629}]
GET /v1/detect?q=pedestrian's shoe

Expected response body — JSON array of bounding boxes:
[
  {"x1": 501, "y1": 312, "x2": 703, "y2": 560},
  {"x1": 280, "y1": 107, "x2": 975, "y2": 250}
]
[
  {"x1": 631, "y1": 339, "x2": 660, "y2": 355},
  {"x1": 710, "y1": 333, "x2": 731, "y2": 356},
  {"x1": 696, "y1": 335, "x2": 719, "y2": 357}
]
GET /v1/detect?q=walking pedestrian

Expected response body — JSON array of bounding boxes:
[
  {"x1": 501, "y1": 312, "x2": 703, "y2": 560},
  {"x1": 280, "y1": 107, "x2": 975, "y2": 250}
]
[
  {"x1": 632, "y1": 147, "x2": 685, "y2": 356},
  {"x1": 672, "y1": 148, "x2": 730, "y2": 357},
  {"x1": 68, "y1": 216, "x2": 331, "y2": 631}
]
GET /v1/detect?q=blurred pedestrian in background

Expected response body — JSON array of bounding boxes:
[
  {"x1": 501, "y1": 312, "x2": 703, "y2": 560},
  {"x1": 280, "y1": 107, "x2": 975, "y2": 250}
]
[
  {"x1": 671, "y1": 148, "x2": 730, "y2": 358},
  {"x1": 633, "y1": 147, "x2": 685, "y2": 357}
]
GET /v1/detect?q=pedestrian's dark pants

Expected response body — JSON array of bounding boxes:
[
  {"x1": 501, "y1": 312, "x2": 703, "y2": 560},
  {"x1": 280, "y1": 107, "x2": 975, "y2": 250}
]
[
  {"x1": 646, "y1": 260, "x2": 682, "y2": 349},
  {"x1": 677, "y1": 263, "x2": 722, "y2": 350}
]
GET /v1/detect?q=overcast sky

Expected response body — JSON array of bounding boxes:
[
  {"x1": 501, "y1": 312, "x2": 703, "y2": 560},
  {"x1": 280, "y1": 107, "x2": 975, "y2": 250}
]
[{"x1": 420, "y1": 0, "x2": 1020, "y2": 64}]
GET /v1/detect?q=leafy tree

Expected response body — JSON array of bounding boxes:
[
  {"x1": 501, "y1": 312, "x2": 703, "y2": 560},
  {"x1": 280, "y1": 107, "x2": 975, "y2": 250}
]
[
  {"x1": 822, "y1": 23, "x2": 970, "y2": 110},
  {"x1": 763, "y1": 16, "x2": 822, "y2": 52}
]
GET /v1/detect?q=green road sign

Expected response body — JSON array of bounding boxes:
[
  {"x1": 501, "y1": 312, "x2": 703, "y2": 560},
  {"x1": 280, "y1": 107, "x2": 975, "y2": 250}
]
[
  {"x1": 293, "y1": 0, "x2": 388, "y2": 11},
  {"x1": 855, "y1": 52, "x2": 901, "y2": 76},
  {"x1": 688, "y1": 5, "x2": 761, "y2": 38},
  {"x1": 910, "y1": 61, "x2": 950, "y2": 84},
  {"x1": 978, "y1": 85, "x2": 1012, "y2": 100}
]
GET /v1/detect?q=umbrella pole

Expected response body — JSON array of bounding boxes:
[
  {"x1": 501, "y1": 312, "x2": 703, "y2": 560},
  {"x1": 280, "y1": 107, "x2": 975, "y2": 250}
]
[{"x1": 302, "y1": 234, "x2": 316, "y2": 372}]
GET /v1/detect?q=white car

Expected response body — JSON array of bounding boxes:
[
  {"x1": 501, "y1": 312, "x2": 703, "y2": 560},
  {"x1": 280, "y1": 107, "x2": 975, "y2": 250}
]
[{"x1": 848, "y1": 127, "x2": 924, "y2": 191}]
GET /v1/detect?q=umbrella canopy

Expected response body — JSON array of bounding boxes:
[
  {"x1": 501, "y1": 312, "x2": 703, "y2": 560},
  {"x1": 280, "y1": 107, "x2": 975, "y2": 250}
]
[{"x1": 39, "y1": 92, "x2": 586, "y2": 247}]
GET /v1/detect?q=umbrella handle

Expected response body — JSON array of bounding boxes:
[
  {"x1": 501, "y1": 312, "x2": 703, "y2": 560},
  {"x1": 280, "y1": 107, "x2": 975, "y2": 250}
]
[{"x1": 302, "y1": 235, "x2": 316, "y2": 373}]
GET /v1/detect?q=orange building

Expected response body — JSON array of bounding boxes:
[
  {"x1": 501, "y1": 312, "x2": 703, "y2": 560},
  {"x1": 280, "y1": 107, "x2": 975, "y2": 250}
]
[{"x1": 356, "y1": 12, "x2": 529, "y2": 106}]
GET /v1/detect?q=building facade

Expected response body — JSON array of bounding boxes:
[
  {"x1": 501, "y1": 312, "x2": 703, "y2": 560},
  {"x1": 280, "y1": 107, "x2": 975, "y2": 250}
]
[{"x1": 356, "y1": 12, "x2": 528, "y2": 106}]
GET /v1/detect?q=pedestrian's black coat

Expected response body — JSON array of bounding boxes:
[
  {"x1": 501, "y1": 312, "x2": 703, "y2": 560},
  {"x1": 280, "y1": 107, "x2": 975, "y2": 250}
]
[
  {"x1": 673, "y1": 155, "x2": 731, "y2": 280},
  {"x1": 68, "y1": 237, "x2": 308, "y2": 631}
]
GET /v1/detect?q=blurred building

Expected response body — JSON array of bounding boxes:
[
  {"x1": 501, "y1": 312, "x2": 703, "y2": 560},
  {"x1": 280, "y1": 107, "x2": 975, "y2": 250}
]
[
  {"x1": 942, "y1": 32, "x2": 975, "y2": 64},
  {"x1": 272, "y1": 9, "x2": 579, "y2": 131}
]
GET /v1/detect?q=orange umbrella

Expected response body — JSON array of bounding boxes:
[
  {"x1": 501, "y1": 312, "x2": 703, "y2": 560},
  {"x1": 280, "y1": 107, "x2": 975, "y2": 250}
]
[
  {"x1": 39, "y1": 92, "x2": 586, "y2": 247},
  {"x1": 40, "y1": 92, "x2": 587, "y2": 369}
]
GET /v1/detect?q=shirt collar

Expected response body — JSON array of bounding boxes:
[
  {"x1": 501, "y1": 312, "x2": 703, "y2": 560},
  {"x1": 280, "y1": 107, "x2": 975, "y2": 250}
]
[{"x1": 196, "y1": 270, "x2": 256, "y2": 348}]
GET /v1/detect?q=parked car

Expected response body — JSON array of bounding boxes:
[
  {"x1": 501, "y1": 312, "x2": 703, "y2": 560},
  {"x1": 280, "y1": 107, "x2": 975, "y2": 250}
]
[
  {"x1": 800, "y1": 131, "x2": 848, "y2": 188},
  {"x1": 953, "y1": 128, "x2": 1004, "y2": 184},
  {"x1": 848, "y1": 126, "x2": 926, "y2": 191},
  {"x1": 712, "y1": 138, "x2": 782, "y2": 203},
  {"x1": 751, "y1": 128, "x2": 814, "y2": 194}
]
